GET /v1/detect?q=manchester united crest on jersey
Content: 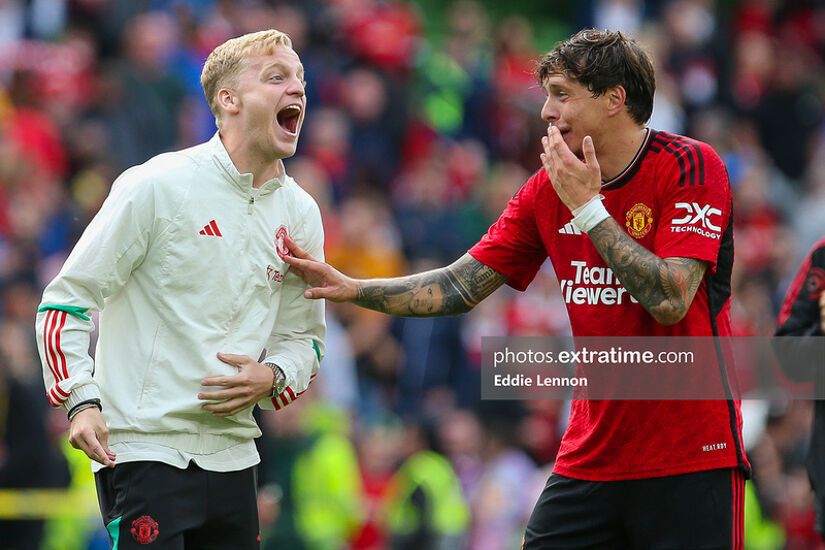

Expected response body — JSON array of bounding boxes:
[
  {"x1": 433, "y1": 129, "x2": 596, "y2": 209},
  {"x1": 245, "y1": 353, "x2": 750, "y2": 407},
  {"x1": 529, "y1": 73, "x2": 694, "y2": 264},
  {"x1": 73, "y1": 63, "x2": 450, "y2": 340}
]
[
  {"x1": 274, "y1": 226, "x2": 289, "y2": 259},
  {"x1": 625, "y1": 203, "x2": 653, "y2": 239}
]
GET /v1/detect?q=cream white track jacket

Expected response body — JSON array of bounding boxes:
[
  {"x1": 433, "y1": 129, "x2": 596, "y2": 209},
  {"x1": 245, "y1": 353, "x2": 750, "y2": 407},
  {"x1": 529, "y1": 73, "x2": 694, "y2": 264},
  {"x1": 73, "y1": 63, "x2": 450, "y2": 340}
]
[{"x1": 35, "y1": 133, "x2": 325, "y2": 456}]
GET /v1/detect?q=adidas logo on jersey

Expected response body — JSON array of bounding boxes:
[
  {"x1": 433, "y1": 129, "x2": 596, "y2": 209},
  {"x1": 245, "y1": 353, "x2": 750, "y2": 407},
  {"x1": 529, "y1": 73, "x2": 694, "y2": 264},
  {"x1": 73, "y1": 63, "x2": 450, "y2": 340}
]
[
  {"x1": 199, "y1": 220, "x2": 223, "y2": 237},
  {"x1": 558, "y1": 222, "x2": 583, "y2": 235}
]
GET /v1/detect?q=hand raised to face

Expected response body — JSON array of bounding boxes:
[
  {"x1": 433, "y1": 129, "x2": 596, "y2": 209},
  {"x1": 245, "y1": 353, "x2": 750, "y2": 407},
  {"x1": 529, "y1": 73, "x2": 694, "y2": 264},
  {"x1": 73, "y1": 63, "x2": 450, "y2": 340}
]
[{"x1": 540, "y1": 125, "x2": 602, "y2": 213}]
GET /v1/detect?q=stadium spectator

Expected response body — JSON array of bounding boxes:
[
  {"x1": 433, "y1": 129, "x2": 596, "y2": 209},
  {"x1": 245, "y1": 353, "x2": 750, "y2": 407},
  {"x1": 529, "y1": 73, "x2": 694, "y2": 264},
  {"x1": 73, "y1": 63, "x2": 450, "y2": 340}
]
[
  {"x1": 468, "y1": 411, "x2": 538, "y2": 550},
  {"x1": 383, "y1": 418, "x2": 470, "y2": 550},
  {"x1": 284, "y1": 28, "x2": 750, "y2": 549},
  {"x1": 33, "y1": 29, "x2": 325, "y2": 549},
  {"x1": 257, "y1": 396, "x2": 364, "y2": 550},
  {"x1": 0, "y1": 354, "x2": 70, "y2": 550}
]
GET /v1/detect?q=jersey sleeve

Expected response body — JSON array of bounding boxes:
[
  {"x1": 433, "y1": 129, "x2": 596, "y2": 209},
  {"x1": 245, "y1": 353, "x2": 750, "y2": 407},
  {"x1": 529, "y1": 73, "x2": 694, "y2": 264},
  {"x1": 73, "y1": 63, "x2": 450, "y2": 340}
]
[
  {"x1": 652, "y1": 141, "x2": 732, "y2": 271},
  {"x1": 776, "y1": 239, "x2": 825, "y2": 336},
  {"x1": 35, "y1": 166, "x2": 162, "y2": 410},
  {"x1": 772, "y1": 239, "x2": 825, "y2": 382},
  {"x1": 468, "y1": 172, "x2": 547, "y2": 291},
  {"x1": 259, "y1": 197, "x2": 326, "y2": 411}
]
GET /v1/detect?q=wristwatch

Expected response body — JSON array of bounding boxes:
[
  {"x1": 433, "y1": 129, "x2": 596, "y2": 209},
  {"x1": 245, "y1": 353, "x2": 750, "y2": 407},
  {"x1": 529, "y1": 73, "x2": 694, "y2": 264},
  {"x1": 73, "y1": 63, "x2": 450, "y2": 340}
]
[{"x1": 264, "y1": 362, "x2": 287, "y2": 397}]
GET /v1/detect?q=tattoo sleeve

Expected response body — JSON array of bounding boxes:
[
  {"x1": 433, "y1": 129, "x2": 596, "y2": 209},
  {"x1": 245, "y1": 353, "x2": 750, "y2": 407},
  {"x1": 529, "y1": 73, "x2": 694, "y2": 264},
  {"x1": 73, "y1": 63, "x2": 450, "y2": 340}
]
[
  {"x1": 587, "y1": 218, "x2": 708, "y2": 325},
  {"x1": 353, "y1": 254, "x2": 509, "y2": 317}
]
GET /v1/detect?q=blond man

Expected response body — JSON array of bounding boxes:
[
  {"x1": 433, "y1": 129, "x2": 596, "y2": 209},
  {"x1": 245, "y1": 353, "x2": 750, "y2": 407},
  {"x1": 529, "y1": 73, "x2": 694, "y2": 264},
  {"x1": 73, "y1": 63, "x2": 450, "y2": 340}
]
[{"x1": 35, "y1": 29, "x2": 324, "y2": 549}]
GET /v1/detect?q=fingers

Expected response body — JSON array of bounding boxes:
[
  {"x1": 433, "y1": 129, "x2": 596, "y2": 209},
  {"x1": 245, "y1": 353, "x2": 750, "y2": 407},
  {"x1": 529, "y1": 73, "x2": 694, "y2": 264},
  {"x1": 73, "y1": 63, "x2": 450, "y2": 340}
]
[
  {"x1": 97, "y1": 427, "x2": 116, "y2": 463},
  {"x1": 202, "y1": 397, "x2": 249, "y2": 417},
  {"x1": 199, "y1": 384, "x2": 252, "y2": 416},
  {"x1": 284, "y1": 234, "x2": 315, "y2": 261},
  {"x1": 69, "y1": 417, "x2": 115, "y2": 467},
  {"x1": 282, "y1": 255, "x2": 331, "y2": 287},
  {"x1": 205, "y1": 353, "x2": 258, "y2": 385},
  {"x1": 281, "y1": 254, "x2": 319, "y2": 273},
  {"x1": 200, "y1": 359, "x2": 272, "y2": 416},
  {"x1": 542, "y1": 125, "x2": 583, "y2": 181},
  {"x1": 541, "y1": 131, "x2": 556, "y2": 180},
  {"x1": 216, "y1": 352, "x2": 247, "y2": 368},
  {"x1": 203, "y1": 357, "x2": 248, "y2": 386},
  {"x1": 198, "y1": 388, "x2": 237, "y2": 401},
  {"x1": 582, "y1": 136, "x2": 599, "y2": 170},
  {"x1": 547, "y1": 125, "x2": 577, "y2": 163},
  {"x1": 85, "y1": 434, "x2": 115, "y2": 467}
]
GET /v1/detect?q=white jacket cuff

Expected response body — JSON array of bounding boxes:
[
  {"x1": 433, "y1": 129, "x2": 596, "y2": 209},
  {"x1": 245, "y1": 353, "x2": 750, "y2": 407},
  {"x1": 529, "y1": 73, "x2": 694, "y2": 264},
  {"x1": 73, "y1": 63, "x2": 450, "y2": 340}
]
[
  {"x1": 260, "y1": 353, "x2": 318, "y2": 410},
  {"x1": 64, "y1": 383, "x2": 103, "y2": 411}
]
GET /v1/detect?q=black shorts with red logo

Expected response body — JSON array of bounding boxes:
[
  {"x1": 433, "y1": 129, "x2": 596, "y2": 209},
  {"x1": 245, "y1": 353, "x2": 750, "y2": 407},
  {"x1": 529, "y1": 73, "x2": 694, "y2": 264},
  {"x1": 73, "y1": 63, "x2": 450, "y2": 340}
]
[
  {"x1": 523, "y1": 467, "x2": 746, "y2": 550},
  {"x1": 95, "y1": 461, "x2": 259, "y2": 550}
]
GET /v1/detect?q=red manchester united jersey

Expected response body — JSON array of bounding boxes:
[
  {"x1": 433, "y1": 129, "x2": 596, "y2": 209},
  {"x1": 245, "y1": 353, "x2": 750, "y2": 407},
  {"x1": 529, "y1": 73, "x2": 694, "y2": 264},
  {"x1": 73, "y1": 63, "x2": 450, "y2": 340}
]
[{"x1": 469, "y1": 130, "x2": 750, "y2": 480}]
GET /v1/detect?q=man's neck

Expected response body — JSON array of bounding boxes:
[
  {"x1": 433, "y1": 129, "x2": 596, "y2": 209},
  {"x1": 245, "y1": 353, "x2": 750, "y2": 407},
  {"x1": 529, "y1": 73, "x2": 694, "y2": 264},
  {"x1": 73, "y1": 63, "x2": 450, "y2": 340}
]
[
  {"x1": 595, "y1": 125, "x2": 648, "y2": 182},
  {"x1": 219, "y1": 131, "x2": 284, "y2": 188}
]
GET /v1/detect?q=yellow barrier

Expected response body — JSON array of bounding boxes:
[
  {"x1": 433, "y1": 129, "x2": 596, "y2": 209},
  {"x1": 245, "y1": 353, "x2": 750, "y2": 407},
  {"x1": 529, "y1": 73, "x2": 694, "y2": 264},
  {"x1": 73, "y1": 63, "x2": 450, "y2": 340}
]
[{"x1": 0, "y1": 489, "x2": 98, "y2": 519}]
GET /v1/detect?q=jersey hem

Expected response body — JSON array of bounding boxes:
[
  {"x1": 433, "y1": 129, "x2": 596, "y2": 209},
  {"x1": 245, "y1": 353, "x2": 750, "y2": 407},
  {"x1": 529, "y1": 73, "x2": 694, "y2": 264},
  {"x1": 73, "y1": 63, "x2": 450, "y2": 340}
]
[
  {"x1": 107, "y1": 430, "x2": 255, "y2": 455},
  {"x1": 552, "y1": 457, "x2": 740, "y2": 481}
]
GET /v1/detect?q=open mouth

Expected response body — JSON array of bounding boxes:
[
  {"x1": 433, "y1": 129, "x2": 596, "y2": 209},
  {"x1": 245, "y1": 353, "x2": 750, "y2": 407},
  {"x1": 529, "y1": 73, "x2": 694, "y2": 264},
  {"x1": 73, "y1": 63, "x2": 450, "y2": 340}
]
[{"x1": 276, "y1": 104, "x2": 301, "y2": 135}]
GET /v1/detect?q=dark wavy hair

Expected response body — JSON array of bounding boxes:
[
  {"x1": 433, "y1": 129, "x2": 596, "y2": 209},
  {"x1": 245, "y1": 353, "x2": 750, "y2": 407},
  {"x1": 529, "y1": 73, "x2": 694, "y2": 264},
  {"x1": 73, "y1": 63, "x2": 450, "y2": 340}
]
[{"x1": 535, "y1": 29, "x2": 656, "y2": 125}]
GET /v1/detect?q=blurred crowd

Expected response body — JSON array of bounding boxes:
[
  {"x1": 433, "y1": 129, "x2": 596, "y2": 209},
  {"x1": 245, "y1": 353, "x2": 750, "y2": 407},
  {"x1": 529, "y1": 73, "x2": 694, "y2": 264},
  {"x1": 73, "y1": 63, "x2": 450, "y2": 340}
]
[{"x1": 0, "y1": 0, "x2": 824, "y2": 549}]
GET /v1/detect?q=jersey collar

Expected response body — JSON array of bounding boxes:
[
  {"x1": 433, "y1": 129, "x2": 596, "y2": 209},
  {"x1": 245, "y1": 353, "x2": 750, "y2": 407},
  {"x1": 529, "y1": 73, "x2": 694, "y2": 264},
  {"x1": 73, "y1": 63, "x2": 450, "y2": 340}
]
[
  {"x1": 208, "y1": 132, "x2": 285, "y2": 195},
  {"x1": 601, "y1": 128, "x2": 653, "y2": 191}
]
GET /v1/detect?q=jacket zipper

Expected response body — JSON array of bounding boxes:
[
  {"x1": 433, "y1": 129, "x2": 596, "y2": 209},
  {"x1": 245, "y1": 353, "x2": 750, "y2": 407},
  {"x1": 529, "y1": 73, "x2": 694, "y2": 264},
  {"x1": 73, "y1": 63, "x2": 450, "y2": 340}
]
[
  {"x1": 248, "y1": 188, "x2": 261, "y2": 214},
  {"x1": 228, "y1": 190, "x2": 259, "y2": 344}
]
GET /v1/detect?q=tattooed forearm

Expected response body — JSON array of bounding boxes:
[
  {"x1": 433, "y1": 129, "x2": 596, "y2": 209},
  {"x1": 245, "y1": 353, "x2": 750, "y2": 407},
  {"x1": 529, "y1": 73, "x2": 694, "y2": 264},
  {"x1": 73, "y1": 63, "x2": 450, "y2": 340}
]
[
  {"x1": 587, "y1": 218, "x2": 707, "y2": 325},
  {"x1": 353, "y1": 254, "x2": 508, "y2": 317}
]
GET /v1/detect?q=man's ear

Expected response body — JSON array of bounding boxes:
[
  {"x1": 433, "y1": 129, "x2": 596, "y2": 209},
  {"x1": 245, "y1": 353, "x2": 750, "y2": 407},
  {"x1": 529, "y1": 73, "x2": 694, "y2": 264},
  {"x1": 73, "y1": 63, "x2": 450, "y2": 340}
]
[
  {"x1": 605, "y1": 85, "x2": 627, "y2": 117},
  {"x1": 217, "y1": 88, "x2": 240, "y2": 116}
]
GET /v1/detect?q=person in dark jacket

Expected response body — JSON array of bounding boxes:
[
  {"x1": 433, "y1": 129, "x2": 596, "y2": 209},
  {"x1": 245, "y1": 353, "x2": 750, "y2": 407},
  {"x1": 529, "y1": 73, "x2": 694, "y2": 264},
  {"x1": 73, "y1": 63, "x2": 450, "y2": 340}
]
[
  {"x1": 0, "y1": 356, "x2": 70, "y2": 550},
  {"x1": 775, "y1": 236, "x2": 825, "y2": 542}
]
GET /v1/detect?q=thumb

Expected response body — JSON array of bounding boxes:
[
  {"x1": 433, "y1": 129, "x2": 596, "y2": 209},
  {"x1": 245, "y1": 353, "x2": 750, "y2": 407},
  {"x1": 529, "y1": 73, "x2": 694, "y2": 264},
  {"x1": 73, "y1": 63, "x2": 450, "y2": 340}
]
[
  {"x1": 582, "y1": 136, "x2": 599, "y2": 172},
  {"x1": 304, "y1": 287, "x2": 328, "y2": 300},
  {"x1": 98, "y1": 431, "x2": 116, "y2": 462},
  {"x1": 92, "y1": 411, "x2": 116, "y2": 463}
]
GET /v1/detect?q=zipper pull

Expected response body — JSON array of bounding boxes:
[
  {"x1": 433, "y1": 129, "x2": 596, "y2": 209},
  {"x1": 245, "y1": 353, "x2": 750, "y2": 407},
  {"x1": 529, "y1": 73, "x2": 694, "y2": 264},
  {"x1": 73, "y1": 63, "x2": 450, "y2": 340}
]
[{"x1": 248, "y1": 196, "x2": 254, "y2": 215}]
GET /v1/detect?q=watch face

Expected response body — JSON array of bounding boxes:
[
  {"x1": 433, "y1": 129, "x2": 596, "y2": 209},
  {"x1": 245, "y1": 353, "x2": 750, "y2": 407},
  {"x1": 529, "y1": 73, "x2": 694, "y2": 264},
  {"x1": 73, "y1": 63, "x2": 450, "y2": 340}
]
[{"x1": 267, "y1": 363, "x2": 287, "y2": 397}]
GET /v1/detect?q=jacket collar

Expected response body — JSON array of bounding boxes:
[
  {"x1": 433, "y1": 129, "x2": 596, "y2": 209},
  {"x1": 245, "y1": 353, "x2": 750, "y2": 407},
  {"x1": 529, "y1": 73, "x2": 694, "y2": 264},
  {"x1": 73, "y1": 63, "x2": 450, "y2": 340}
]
[{"x1": 208, "y1": 132, "x2": 285, "y2": 194}]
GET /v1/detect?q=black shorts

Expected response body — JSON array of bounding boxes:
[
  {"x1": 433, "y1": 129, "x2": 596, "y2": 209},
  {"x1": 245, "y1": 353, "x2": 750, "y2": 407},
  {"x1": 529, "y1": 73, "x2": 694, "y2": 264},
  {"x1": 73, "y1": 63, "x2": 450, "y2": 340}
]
[
  {"x1": 95, "y1": 461, "x2": 259, "y2": 550},
  {"x1": 523, "y1": 467, "x2": 745, "y2": 550}
]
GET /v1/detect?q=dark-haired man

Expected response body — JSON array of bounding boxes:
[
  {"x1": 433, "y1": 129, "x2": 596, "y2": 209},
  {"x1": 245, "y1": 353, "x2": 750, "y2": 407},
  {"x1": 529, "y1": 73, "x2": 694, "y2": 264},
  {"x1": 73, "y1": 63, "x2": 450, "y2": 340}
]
[{"x1": 285, "y1": 29, "x2": 749, "y2": 549}]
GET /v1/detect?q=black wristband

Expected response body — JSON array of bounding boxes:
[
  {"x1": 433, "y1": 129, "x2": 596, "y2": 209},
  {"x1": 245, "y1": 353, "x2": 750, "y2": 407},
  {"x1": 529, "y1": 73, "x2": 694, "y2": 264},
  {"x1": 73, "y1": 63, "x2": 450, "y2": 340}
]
[{"x1": 67, "y1": 398, "x2": 102, "y2": 421}]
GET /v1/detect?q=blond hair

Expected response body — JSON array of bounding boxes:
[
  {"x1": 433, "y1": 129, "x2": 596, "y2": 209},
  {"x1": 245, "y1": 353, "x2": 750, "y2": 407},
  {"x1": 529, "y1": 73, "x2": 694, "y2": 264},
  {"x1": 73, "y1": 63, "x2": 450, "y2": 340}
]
[{"x1": 201, "y1": 29, "x2": 293, "y2": 128}]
